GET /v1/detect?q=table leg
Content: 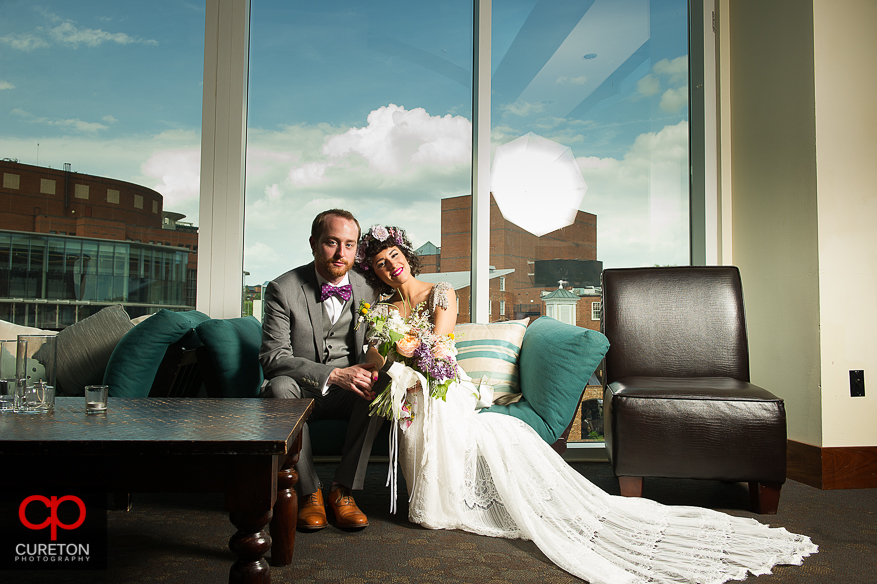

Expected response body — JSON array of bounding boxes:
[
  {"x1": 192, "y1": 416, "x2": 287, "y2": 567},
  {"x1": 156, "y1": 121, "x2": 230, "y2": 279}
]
[
  {"x1": 270, "y1": 432, "x2": 301, "y2": 566},
  {"x1": 227, "y1": 456, "x2": 278, "y2": 584},
  {"x1": 229, "y1": 509, "x2": 273, "y2": 584}
]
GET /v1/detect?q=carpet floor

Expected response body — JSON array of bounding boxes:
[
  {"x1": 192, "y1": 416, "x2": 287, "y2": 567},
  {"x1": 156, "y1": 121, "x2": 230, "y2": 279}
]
[{"x1": 2, "y1": 461, "x2": 875, "y2": 583}]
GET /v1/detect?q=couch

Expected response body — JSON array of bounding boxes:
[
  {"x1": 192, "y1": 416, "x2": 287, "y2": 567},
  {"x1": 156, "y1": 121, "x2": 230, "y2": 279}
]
[{"x1": 3, "y1": 307, "x2": 610, "y2": 457}]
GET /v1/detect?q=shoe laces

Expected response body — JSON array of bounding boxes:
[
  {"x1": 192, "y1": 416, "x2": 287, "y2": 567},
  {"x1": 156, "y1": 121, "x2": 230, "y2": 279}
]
[
  {"x1": 333, "y1": 488, "x2": 353, "y2": 505},
  {"x1": 306, "y1": 492, "x2": 321, "y2": 505}
]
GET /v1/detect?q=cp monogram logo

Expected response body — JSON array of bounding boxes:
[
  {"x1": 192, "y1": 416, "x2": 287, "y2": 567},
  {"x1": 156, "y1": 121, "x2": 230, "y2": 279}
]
[{"x1": 19, "y1": 495, "x2": 87, "y2": 541}]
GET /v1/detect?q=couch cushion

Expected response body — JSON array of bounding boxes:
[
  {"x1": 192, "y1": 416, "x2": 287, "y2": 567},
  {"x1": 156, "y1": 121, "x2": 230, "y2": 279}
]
[
  {"x1": 195, "y1": 316, "x2": 264, "y2": 398},
  {"x1": 453, "y1": 318, "x2": 528, "y2": 404},
  {"x1": 483, "y1": 317, "x2": 610, "y2": 443},
  {"x1": 104, "y1": 309, "x2": 209, "y2": 397},
  {"x1": 55, "y1": 305, "x2": 134, "y2": 397}
]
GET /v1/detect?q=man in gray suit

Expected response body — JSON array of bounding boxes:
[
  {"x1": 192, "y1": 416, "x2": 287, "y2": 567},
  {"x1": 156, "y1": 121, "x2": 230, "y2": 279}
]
[{"x1": 260, "y1": 209, "x2": 381, "y2": 530}]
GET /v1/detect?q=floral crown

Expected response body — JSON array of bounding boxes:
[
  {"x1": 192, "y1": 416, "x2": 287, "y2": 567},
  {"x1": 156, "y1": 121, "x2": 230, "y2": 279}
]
[{"x1": 356, "y1": 224, "x2": 411, "y2": 271}]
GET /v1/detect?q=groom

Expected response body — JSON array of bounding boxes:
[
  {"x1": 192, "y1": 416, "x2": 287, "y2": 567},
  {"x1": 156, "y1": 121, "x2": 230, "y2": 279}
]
[{"x1": 260, "y1": 209, "x2": 382, "y2": 530}]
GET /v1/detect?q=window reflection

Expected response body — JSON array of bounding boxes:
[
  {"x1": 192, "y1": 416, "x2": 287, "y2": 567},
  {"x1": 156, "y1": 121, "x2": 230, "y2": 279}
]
[{"x1": 489, "y1": 0, "x2": 690, "y2": 442}]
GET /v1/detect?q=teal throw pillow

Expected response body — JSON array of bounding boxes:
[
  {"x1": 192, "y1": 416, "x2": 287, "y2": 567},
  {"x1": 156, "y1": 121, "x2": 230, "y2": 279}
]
[
  {"x1": 195, "y1": 316, "x2": 264, "y2": 398},
  {"x1": 483, "y1": 317, "x2": 609, "y2": 444},
  {"x1": 104, "y1": 309, "x2": 209, "y2": 397}
]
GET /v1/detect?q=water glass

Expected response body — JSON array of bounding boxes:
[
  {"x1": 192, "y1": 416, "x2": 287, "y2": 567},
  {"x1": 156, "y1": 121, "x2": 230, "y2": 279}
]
[
  {"x1": 0, "y1": 340, "x2": 16, "y2": 412},
  {"x1": 85, "y1": 385, "x2": 109, "y2": 414},
  {"x1": 20, "y1": 380, "x2": 55, "y2": 413},
  {"x1": 15, "y1": 335, "x2": 58, "y2": 414}
]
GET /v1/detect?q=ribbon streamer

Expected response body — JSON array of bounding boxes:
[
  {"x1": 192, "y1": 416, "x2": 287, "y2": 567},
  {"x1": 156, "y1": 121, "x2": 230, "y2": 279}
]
[{"x1": 384, "y1": 362, "x2": 427, "y2": 514}]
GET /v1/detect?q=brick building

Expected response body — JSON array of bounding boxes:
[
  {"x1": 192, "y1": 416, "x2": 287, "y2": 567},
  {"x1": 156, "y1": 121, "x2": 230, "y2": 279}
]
[
  {"x1": 0, "y1": 160, "x2": 197, "y2": 328},
  {"x1": 419, "y1": 194, "x2": 602, "y2": 330}
]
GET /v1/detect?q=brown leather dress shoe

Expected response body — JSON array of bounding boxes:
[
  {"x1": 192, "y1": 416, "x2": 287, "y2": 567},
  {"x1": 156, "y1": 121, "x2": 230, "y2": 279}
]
[
  {"x1": 297, "y1": 490, "x2": 328, "y2": 530},
  {"x1": 327, "y1": 487, "x2": 369, "y2": 529}
]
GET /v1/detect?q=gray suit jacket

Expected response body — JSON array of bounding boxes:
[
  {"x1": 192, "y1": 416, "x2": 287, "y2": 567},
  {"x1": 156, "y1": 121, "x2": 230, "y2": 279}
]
[{"x1": 259, "y1": 262, "x2": 378, "y2": 394}]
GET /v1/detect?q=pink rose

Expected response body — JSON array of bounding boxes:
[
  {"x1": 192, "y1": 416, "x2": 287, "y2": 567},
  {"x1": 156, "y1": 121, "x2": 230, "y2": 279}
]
[
  {"x1": 432, "y1": 343, "x2": 451, "y2": 360},
  {"x1": 396, "y1": 334, "x2": 421, "y2": 358}
]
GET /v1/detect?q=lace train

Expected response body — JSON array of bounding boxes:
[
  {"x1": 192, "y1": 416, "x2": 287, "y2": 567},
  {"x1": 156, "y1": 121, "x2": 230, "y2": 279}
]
[{"x1": 397, "y1": 377, "x2": 817, "y2": 584}]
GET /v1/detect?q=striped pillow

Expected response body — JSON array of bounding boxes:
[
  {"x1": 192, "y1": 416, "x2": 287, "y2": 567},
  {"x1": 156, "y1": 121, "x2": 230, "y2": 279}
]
[{"x1": 453, "y1": 318, "x2": 529, "y2": 405}]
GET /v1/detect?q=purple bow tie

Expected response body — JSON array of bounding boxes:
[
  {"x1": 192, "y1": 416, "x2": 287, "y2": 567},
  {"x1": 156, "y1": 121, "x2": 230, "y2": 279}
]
[{"x1": 320, "y1": 283, "x2": 352, "y2": 302}]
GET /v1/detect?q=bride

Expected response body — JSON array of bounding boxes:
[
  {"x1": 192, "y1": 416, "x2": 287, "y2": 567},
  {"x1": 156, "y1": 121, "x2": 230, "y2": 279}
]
[{"x1": 355, "y1": 224, "x2": 817, "y2": 584}]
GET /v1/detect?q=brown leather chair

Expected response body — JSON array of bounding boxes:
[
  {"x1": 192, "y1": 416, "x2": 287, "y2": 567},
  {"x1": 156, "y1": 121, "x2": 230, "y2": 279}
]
[{"x1": 601, "y1": 266, "x2": 787, "y2": 514}]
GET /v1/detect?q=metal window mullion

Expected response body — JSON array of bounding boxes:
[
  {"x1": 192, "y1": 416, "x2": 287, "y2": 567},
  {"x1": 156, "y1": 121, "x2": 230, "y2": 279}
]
[{"x1": 470, "y1": 0, "x2": 491, "y2": 324}]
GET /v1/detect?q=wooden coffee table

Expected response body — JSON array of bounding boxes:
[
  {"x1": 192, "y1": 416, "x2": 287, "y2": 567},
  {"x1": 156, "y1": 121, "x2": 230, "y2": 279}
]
[{"x1": 0, "y1": 397, "x2": 313, "y2": 583}]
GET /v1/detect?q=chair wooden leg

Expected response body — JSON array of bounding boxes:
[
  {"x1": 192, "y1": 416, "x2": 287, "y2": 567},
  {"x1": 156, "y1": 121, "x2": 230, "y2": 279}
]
[
  {"x1": 749, "y1": 481, "x2": 782, "y2": 514},
  {"x1": 618, "y1": 476, "x2": 643, "y2": 497}
]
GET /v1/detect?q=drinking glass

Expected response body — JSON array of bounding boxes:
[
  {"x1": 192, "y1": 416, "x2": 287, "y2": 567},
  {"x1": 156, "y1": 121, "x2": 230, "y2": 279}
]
[
  {"x1": 0, "y1": 340, "x2": 17, "y2": 412},
  {"x1": 85, "y1": 385, "x2": 109, "y2": 414},
  {"x1": 15, "y1": 335, "x2": 58, "y2": 413}
]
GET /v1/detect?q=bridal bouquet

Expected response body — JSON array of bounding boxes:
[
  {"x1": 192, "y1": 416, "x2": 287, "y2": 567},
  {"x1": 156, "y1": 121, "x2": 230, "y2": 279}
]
[{"x1": 356, "y1": 300, "x2": 458, "y2": 427}]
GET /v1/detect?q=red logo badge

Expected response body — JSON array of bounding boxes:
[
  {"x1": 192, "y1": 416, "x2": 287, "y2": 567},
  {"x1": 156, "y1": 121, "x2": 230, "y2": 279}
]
[{"x1": 19, "y1": 495, "x2": 87, "y2": 541}]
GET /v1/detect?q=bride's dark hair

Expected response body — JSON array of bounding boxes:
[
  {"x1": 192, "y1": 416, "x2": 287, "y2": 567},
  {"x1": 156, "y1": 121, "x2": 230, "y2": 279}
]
[{"x1": 356, "y1": 224, "x2": 422, "y2": 294}]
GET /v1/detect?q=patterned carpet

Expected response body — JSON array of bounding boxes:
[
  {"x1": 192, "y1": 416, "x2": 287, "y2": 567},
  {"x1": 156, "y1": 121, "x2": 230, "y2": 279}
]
[{"x1": 2, "y1": 460, "x2": 875, "y2": 583}]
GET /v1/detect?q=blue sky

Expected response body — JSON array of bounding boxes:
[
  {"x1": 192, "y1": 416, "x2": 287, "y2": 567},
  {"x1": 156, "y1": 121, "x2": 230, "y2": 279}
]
[{"x1": 1, "y1": 0, "x2": 690, "y2": 287}]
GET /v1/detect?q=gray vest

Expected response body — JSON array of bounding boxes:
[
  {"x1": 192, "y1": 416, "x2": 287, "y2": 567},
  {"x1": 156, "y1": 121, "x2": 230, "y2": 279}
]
[{"x1": 321, "y1": 302, "x2": 356, "y2": 367}]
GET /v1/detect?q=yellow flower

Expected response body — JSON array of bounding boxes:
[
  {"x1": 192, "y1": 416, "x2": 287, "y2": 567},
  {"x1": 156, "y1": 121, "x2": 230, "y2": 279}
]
[{"x1": 448, "y1": 333, "x2": 455, "y2": 339}]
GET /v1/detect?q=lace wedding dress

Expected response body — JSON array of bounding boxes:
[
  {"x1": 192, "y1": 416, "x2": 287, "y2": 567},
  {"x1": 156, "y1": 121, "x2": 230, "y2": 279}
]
[{"x1": 396, "y1": 363, "x2": 817, "y2": 584}]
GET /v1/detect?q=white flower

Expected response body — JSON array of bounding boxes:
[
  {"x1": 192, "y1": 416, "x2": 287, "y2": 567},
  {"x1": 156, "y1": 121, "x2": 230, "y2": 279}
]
[{"x1": 371, "y1": 225, "x2": 390, "y2": 241}]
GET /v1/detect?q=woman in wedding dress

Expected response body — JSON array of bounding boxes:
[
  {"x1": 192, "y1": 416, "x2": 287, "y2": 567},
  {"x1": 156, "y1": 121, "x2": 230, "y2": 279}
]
[{"x1": 356, "y1": 224, "x2": 817, "y2": 584}]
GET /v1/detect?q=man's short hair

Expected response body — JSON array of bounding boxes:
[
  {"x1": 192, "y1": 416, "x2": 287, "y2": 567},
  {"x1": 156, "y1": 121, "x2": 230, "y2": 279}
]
[{"x1": 311, "y1": 209, "x2": 361, "y2": 241}]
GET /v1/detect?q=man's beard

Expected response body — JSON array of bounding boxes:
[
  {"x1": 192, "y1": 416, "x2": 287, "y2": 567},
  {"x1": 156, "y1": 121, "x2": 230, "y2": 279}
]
[{"x1": 319, "y1": 257, "x2": 351, "y2": 279}]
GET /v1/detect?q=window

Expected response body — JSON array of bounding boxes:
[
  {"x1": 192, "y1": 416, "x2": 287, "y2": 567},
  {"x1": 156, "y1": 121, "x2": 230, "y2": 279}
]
[
  {"x1": 591, "y1": 301, "x2": 601, "y2": 321},
  {"x1": 488, "y1": 0, "x2": 689, "y2": 327},
  {"x1": 3, "y1": 174, "x2": 20, "y2": 189},
  {"x1": 245, "y1": 1, "x2": 473, "y2": 320},
  {"x1": 152, "y1": 200, "x2": 158, "y2": 214},
  {"x1": 0, "y1": 2, "x2": 203, "y2": 326},
  {"x1": 499, "y1": 276, "x2": 505, "y2": 291},
  {"x1": 500, "y1": 300, "x2": 505, "y2": 316}
]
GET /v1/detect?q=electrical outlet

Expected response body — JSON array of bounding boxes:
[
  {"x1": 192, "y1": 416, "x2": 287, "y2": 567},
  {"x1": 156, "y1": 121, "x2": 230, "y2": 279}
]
[{"x1": 850, "y1": 370, "x2": 865, "y2": 397}]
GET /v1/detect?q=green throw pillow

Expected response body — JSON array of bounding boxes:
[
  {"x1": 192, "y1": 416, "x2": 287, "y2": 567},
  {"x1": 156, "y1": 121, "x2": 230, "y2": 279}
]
[
  {"x1": 195, "y1": 316, "x2": 264, "y2": 398},
  {"x1": 483, "y1": 317, "x2": 609, "y2": 444},
  {"x1": 454, "y1": 318, "x2": 528, "y2": 403},
  {"x1": 103, "y1": 309, "x2": 209, "y2": 397}
]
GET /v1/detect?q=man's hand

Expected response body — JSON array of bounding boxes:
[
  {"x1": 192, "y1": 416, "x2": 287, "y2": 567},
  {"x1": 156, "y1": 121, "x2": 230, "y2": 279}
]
[{"x1": 328, "y1": 363, "x2": 378, "y2": 400}]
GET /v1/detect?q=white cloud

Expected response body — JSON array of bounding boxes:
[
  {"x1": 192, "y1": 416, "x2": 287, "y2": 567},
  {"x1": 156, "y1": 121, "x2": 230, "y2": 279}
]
[
  {"x1": 659, "y1": 86, "x2": 688, "y2": 113},
  {"x1": 653, "y1": 56, "x2": 688, "y2": 85},
  {"x1": 636, "y1": 74, "x2": 661, "y2": 97},
  {"x1": 47, "y1": 21, "x2": 157, "y2": 48},
  {"x1": 499, "y1": 101, "x2": 546, "y2": 117},
  {"x1": 577, "y1": 120, "x2": 690, "y2": 268},
  {"x1": 12, "y1": 108, "x2": 108, "y2": 133},
  {"x1": 0, "y1": 12, "x2": 157, "y2": 51},
  {"x1": 0, "y1": 81, "x2": 14, "y2": 90},
  {"x1": 323, "y1": 104, "x2": 470, "y2": 174},
  {"x1": 0, "y1": 33, "x2": 50, "y2": 51},
  {"x1": 141, "y1": 148, "x2": 201, "y2": 209},
  {"x1": 102, "y1": 115, "x2": 118, "y2": 124}
]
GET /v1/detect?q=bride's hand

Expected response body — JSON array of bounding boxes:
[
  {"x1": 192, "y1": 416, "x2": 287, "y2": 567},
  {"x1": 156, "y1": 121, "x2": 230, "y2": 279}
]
[{"x1": 328, "y1": 363, "x2": 378, "y2": 400}]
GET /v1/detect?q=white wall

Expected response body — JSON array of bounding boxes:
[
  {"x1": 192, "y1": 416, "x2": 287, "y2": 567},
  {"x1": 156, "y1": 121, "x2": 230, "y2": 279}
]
[
  {"x1": 725, "y1": 0, "x2": 877, "y2": 448},
  {"x1": 812, "y1": 0, "x2": 877, "y2": 447},
  {"x1": 727, "y1": 0, "x2": 823, "y2": 446}
]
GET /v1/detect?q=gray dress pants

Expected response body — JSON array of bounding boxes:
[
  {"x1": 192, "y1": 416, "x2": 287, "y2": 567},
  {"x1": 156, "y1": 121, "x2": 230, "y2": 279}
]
[{"x1": 261, "y1": 375, "x2": 383, "y2": 496}]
